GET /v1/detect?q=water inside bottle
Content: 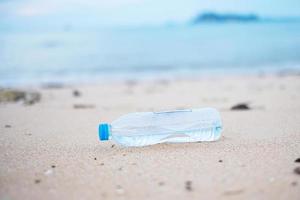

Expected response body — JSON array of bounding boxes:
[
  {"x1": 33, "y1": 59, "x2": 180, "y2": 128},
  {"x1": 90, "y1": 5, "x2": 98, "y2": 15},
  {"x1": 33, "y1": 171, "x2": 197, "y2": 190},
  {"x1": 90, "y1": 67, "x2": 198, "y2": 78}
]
[{"x1": 112, "y1": 125, "x2": 222, "y2": 147}]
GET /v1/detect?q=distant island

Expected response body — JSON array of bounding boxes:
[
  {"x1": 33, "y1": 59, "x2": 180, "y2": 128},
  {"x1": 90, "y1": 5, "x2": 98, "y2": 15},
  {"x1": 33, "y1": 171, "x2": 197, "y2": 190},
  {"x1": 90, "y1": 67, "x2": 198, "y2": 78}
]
[{"x1": 192, "y1": 12, "x2": 260, "y2": 24}]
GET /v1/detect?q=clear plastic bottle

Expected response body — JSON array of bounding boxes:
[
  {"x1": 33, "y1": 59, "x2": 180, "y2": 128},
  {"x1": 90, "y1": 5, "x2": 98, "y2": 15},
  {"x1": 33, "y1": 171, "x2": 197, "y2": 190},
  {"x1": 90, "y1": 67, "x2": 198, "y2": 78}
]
[{"x1": 99, "y1": 107, "x2": 222, "y2": 147}]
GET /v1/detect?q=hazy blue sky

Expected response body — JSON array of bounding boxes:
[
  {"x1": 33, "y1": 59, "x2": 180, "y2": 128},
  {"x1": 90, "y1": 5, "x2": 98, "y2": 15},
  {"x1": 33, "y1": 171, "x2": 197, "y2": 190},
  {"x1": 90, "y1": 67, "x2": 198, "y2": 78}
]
[{"x1": 1, "y1": 0, "x2": 300, "y2": 26}]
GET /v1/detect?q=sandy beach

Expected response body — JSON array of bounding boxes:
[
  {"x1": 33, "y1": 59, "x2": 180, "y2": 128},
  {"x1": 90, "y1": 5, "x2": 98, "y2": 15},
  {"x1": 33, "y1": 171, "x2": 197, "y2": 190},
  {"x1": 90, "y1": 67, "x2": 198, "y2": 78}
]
[{"x1": 0, "y1": 74, "x2": 300, "y2": 200}]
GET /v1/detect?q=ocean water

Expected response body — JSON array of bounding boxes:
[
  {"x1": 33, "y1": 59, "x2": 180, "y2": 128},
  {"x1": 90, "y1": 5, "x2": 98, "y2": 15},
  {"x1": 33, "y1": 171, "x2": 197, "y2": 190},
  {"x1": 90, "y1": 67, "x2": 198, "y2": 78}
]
[{"x1": 0, "y1": 22, "x2": 300, "y2": 85}]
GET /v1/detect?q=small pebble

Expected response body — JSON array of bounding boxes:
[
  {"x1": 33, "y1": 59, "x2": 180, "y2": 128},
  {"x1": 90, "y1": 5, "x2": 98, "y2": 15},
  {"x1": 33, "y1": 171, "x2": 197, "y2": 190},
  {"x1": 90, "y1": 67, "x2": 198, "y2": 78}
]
[
  {"x1": 101, "y1": 193, "x2": 107, "y2": 198},
  {"x1": 231, "y1": 103, "x2": 250, "y2": 110},
  {"x1": 34, "y1": 179, "x2": 41, "y2": 184},
  {"x1": 73, "y1": 90, "x2": 81, "y2": 97},
  {"x1": 159, "y1": 181, "x2": 165, "y2": 186},
  {"x1": 44, "y1": 169, "x2": 53, "y2": 176},
  {"x1": 294, "y1": 158, "x2": 300, "y2": 163},
  {"x1": 185, "y1": 181, "x2": 192, "y2": 191},
  {"x1": 73, "y1": 104, "x2": 95, "y2": 109},
  {"x1": 51, "y1": 165, "x2": 56, "y2": 168},
  {"x1": 5, "y1": 125, "x2": 11, "y2": 128},
  {"x1": 111, "y1": 144, "x2": 115, "y2": 148},
  {"x1": 116, "y1": 185, "x2": 124, "y2": 195},
  {"x1": 291, "y1": 181, "x2": 297, "y2": 186},
  {"x1": 100, "y1": 163, "x2": 104, "y2": 166},
  {"x1": 123, "y1": 154, "x2": 126, "y2": 156},
  {"x1": 294, "y1": 166, "x2": 300, "y2": 175},
  {"x1": 118, "y1": 167, "x2": 123, "y2": 171},
  {"x1": 94, "y1": 157, "x2": 97, "y2": 160},
  {"x1": 223, "y1": 189, "x2": 244, "y2": 196},
  {"x1": 219, "y1": 160, "x2": 223, "y2": 163}
]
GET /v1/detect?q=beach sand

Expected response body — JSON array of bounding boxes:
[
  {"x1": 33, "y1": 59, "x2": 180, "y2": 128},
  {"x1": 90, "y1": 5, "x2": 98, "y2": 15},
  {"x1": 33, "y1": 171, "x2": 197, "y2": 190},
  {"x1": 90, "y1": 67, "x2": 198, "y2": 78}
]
[{"x1": 0, "y1": 74, "x2": 300, "y2": 200}]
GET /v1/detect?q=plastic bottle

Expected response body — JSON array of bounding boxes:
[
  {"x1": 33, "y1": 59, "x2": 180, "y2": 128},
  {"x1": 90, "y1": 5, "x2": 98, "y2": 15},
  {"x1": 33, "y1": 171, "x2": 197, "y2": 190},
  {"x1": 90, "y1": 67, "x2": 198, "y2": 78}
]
[{"x1": 98, "y1": 107, "x2": 222, "y2": 147}]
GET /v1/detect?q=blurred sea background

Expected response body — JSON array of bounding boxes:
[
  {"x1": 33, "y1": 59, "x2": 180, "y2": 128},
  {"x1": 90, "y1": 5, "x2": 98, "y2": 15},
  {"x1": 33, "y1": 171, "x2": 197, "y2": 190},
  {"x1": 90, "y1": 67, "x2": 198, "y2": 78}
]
[{"x1": 1, "y1": 0, "x2": 300, "y2": 86}]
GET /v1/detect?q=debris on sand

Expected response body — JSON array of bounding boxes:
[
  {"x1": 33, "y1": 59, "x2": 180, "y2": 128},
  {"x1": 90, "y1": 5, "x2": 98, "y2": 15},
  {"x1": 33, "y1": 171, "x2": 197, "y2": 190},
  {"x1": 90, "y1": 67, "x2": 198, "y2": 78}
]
[
  {"x1": 185, "y1": 180, "x2": 192, "y2": 191},
  {"x1": 44, "y1": 169, "x2": 53, "y2": 176},
  {"x1": 5, "y1": 125, "x2": 11, "y2": 128},
  {"x1": 116, "y1": 185, "x2": 124, "y2": 195},
  {"x1": 34, "y1": 179, "x2": 41, "y2": 184},
  {"x1": 73, "y1": 90, "x2": 81, "y2": 97},
  {"x1": 294, "y1": 166, "x2": 300, "y2": 175},
  {"x1": 73, "y1": 104, "x2": 95, "y2": 109},
  {"x1": 223, "y1": 189, "x2": 244, "y2": 196},
  {"x1": 125, "y1": 80, "x2": 138, "y2": 87},
  {"x1": 0, "y1": 89, "x2": 41, "y2": 105},
  {"x1": 291, "y1": 181, "x2": 297, "y2": 186},
  {"x1": 24, "y1": 92, "x2": 41, "y2": 105},
  {"x1": 158, "y1": 181, "x2": 165, "y2": 186},
  {"x1": 41, "y1": 82, "x2": 64, "y2": 89},
  {"x1": 231, "y1": 103, "x2": 250, "y2": 110},
  {"x1": 294, "y1": 158, "x2": 300, "y2": 163}
]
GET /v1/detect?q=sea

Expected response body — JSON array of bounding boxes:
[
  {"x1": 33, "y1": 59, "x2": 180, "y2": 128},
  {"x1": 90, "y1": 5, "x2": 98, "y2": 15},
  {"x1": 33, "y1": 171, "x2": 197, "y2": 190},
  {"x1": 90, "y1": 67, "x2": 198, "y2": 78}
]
[{"x1": 1, "y1": 22, "x2": 300, "y2": 86}]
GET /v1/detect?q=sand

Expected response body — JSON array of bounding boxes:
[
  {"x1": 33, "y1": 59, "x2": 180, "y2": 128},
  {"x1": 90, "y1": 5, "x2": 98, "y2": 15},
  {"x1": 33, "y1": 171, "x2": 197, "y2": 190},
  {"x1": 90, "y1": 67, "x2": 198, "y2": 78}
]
[{"x1": 0, "y1": 74, "x2": 300, "y2": 200}]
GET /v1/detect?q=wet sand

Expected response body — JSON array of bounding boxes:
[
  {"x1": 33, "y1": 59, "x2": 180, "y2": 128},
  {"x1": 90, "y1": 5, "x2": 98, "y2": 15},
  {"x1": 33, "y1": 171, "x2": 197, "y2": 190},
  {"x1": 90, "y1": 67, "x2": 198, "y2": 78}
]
[{"x1": 0, "y1": 74, "x2": 300, "y2": 200}]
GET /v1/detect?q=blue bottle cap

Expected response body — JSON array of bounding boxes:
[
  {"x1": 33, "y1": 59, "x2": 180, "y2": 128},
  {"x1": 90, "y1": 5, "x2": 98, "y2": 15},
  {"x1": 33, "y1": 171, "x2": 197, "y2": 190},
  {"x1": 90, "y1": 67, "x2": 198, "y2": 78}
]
[{"x1": 99, "y1": 123, "x2": 111, "y2": 141}]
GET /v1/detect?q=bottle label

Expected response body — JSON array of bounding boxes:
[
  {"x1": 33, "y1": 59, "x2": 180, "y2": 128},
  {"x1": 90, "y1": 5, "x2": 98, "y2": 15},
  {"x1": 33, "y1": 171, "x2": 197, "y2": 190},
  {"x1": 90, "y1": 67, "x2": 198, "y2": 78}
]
[{"x1": 153, "y1": 109, "x2": 192, "y2": 114}]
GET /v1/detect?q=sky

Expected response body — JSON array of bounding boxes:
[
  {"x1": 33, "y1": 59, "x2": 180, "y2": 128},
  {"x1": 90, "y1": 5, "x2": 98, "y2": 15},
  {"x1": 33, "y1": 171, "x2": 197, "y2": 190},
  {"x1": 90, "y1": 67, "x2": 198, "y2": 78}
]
[{"x1": 0, "y1": 0, "x2": 300, "y2": 26}]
